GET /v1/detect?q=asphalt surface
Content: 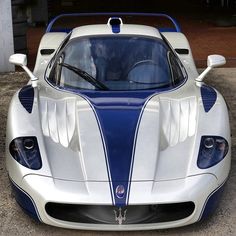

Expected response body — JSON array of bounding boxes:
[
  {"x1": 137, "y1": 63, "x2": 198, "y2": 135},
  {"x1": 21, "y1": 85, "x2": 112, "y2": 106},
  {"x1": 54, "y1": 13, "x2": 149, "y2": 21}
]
[{"x1": 0, "y1": 69, "x2": 235, "y2": 235}]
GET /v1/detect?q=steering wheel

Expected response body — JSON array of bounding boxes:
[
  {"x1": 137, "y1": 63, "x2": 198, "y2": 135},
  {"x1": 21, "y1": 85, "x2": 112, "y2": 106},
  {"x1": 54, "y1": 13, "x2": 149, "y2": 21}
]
[{"x1": 126, "y1": 59, "x2": 159, "y2": 83}]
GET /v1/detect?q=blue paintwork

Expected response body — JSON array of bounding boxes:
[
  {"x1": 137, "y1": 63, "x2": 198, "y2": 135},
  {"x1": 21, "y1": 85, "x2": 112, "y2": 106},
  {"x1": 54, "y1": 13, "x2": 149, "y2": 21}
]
[
  {"x1": 46, "y1": 12, "x2": 181, "y2": 33},
  {"x1": 10, "y1": 179, "x2": 41, "y2": 221},
  {"x1": 116, "y1": 185, "x2": 125, "y2": 199},
  {"x1": 200, "y1": 85, "x2": 217, "y2": 112},
  {"x1": 199, "y1": 181, "x2": 226, "y2": 220},
  {"x1": 159, "y1": 28, "x2": 178, "y2": 32},
  {"x1": 80, "y1": 90, "x2": 155, "y2": 206},
  {"x1": 111, "y1": 24, "x2": 120, "y2": 33},
  {"x1": 57, "y1": 80, "x2": 186, "y2": 206},
  {"x1": 110, "y1": 17, "x2": 121, "y2": 33},
  {"x1": 18, "y1": 85, "x2": 34, "y2": 113}
]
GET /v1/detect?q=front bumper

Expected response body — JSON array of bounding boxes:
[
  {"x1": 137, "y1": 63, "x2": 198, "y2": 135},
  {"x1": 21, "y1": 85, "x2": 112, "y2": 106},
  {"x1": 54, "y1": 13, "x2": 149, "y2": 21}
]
[{"x1": 12, "y1": 173, "x2": 222, "y2": 230}]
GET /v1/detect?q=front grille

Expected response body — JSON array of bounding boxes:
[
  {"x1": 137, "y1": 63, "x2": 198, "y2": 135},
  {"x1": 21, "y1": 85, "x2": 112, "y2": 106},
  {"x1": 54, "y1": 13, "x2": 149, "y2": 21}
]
[{"x1": 45, "y1": 202, "x2": 195, "y2": 224}]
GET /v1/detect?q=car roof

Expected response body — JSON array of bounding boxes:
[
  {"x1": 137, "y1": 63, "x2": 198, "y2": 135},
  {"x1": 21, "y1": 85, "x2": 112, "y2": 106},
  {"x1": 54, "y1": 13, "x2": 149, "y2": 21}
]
[{"x1": 70, "y1": 24, "x2": 162, "y2": 39}]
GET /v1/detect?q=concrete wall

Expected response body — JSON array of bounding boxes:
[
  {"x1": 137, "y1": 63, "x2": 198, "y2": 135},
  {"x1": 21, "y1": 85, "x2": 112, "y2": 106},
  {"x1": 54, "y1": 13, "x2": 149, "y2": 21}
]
[{"x1": 0, "y1": 0, "x2": 14, "y2": 72}]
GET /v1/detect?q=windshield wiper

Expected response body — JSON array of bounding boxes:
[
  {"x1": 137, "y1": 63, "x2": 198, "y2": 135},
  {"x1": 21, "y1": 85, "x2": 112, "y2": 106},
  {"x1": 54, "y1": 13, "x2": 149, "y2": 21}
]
[{"x1": 59, "y1": 62, "x2": 109, "y2": 90}]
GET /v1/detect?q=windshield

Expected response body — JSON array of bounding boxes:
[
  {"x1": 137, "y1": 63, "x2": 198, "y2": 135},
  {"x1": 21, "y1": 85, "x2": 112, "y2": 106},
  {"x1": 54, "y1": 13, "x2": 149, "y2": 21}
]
[{"x1": 48, "y1": 36, "x2": 185, "y2": 91}]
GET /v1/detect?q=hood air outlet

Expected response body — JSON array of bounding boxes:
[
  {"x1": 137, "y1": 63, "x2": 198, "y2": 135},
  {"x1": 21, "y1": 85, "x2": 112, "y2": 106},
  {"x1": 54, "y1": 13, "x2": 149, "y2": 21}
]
[{"x1": 107, "y1": 17, "x2": 123, "y2": 34}]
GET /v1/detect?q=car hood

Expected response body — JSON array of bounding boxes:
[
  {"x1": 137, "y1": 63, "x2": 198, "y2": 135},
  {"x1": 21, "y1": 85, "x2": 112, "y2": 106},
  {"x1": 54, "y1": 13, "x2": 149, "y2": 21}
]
[{"x1": 39, "y1": 90, "x2": 198, "y2": 184}]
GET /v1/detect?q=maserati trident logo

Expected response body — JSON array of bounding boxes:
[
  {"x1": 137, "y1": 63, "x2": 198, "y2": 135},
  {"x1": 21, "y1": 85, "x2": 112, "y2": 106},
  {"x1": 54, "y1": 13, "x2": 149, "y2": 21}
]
[
  {"x1": 113, "y1": 207, "x2": 127, "y2": 225},
  {"x1": 115, "y1": 184, "x2": 125, "y2": 199}
]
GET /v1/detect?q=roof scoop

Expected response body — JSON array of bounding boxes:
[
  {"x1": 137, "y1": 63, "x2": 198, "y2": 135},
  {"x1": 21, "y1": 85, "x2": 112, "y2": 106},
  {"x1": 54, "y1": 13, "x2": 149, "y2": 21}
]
[{"x1": 107, "y1": 17, "x2": 123, "y2": 33}]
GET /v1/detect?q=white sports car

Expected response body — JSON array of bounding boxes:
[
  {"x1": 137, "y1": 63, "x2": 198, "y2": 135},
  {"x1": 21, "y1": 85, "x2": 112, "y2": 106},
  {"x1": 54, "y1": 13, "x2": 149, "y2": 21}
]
[{"x1": 6, "y1": 13, "x2": 231, "y2": 230}]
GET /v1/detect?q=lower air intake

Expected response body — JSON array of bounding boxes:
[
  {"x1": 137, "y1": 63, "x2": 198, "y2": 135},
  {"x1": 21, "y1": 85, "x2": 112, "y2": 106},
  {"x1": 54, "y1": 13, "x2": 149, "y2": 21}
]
[{"x1": 45, "y1": 202, "x2": 195, "y2": 224}]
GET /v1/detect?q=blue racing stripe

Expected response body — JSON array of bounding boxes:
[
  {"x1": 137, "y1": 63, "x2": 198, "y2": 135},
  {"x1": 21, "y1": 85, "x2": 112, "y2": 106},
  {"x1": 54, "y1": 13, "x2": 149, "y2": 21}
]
[
  {"x1": 58, "y1": 82, "x2": 187, "y2": 206},
  {"x1": 111, "y1": 24, "x2": 120, "y2": 34},
  {"x1": 80, "y1": 91, "x2": 154, "y2": 206}
]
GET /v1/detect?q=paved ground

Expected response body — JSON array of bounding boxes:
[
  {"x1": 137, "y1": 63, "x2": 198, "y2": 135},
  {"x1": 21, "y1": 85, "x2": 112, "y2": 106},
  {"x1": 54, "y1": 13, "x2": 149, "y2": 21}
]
[{"x1": 0, "y1": 69, "x2": 235, "y2": 235}]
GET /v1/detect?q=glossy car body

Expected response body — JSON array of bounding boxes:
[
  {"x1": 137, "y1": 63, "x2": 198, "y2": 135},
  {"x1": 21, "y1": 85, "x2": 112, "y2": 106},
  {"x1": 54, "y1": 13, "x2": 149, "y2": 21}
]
[{"x1": 6, "y1": 13, "x2": 231, "y2": 230}]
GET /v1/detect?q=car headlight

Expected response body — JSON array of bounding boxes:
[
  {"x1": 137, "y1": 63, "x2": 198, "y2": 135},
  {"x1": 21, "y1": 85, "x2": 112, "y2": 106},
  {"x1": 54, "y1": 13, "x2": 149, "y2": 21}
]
[
  {"x1": 9, "y1": 137, "x2": 42, "y2": 170},
  {"x1": 197, "y1": 136, "x2": 229, "y2": 169}
]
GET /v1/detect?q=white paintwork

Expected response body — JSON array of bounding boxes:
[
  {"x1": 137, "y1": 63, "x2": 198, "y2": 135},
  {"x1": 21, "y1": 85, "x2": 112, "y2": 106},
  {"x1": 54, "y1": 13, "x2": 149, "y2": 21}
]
[
  {"x1": 196, "y1": 55, "x2": 226, "y2": 81},
  {"x1": 70, "y1": 24, "x2": 162, "y2": 39},
  {"x1": 19, "y1": 173, "x2": 218, "y2": 230},
  {"x1": 5, "y1": 21, "x2": 231, "y2": 230},
  {"x1": 40, "y1": 97, "x2": 77, "y2": 146},
  {"x1": 34, "y1": 32, "x2": 67, "y2": 76},
  {"x1": 207, "y1": 54, "x2": 226, "y2": 67},
  {"x1": 39, "y1": 95, "x2": 110, "y2": 181},
  {"x1": 162, "y1": 32, "x2": 198, "y2": 78},
  {"x1": 132, "y1": 95, "x2": 198, "y2": 181},
  {"x1": 9, "y1": 54, "x2": 38, "y2": 87},
  {"x1": 0, "y1": 0, "x2": 14, "y2": 72},
  {"x1": 9, "y1": 54, "x2": 27, "y2": 66},
  {"x1": 107, "y1": 17, "x2": 123, "y2": 25}
]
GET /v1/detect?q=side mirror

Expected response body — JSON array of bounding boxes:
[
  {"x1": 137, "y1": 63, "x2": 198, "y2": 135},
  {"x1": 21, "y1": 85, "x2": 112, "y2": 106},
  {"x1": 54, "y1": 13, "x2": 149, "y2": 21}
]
[
  {"x1": 9, "y1": 54, "x2": 27, "y2": 66},
  {"x1": 9, "y1": 54, "x2": 38, "y2": 87},
  {"x1": 207, "y1": 54, "x2": 226, "y2": 68},
  {"x1": 196, "y1": 55, "x2": 226, "y2": 82}
]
